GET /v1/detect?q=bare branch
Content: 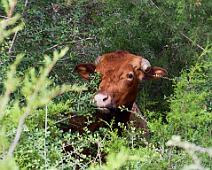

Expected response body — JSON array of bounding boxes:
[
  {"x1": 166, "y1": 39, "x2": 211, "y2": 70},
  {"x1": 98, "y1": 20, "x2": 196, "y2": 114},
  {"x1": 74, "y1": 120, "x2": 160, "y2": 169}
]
[
  {"x1": 7, "y1": 109, "x2": 30, "y2": 157},
  {"x1": 44, "y1": 105, "x2": 48, "y2": 169},
  {"x1": 8, "y1": 31, "x2": 18, "y2": 54},
  {"x1": 180, "y1": 32, "x2": 205, "y2": 51},
  {"x1": 0, "y1": 15, "x2": 9, "y2": 19},
  {"x1": 7, "y1": 0, "x2": 17, "y2": 18}
]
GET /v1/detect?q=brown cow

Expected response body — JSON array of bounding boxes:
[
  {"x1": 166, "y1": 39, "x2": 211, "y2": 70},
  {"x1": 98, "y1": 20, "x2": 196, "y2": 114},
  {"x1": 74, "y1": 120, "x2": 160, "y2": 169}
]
[{"x1": 67, "y1": 51, "x2": 167, "y2": 136}]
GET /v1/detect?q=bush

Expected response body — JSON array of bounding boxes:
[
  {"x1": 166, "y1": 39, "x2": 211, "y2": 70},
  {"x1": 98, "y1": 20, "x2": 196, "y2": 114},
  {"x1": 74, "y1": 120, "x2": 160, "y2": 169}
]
[{"x1": 0, "y1": 0, "x2": 211, "y2": 169}]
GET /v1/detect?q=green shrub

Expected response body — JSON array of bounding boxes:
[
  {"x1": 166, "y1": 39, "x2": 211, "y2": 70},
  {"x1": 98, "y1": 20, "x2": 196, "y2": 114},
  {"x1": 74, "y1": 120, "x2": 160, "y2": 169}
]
[{"x1": 0, "y1": 0, "x2": 211, "y2": 169}]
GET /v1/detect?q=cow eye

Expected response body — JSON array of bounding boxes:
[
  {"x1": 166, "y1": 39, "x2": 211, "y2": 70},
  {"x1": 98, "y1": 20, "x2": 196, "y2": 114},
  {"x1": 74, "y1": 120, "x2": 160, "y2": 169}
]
[{"x1": 127, "y1": 72, "x2": 134, "y2": 80}]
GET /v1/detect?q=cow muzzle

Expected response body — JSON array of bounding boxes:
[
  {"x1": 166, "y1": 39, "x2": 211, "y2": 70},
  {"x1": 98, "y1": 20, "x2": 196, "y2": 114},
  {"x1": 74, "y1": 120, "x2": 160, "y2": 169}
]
[{"x1": 94, "y1": 93, "x2": 113, "y2": 109}]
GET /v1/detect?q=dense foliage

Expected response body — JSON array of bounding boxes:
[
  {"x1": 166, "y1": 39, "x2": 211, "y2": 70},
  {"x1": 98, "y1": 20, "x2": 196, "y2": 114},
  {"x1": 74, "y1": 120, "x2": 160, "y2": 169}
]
[{"x1": 0, "y1": 0, "x2": 211, "y2": 169}]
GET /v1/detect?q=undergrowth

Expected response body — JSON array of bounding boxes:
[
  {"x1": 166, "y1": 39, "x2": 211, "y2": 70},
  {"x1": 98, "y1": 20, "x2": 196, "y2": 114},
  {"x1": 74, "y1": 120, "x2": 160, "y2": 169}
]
[{"x1": 0, "y1": 0, "x2": 211, "y2": 169}]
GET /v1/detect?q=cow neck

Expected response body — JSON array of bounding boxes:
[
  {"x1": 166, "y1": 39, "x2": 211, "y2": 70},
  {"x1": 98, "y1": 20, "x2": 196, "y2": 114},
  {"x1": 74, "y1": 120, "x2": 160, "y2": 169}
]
[
  {"x1": 115, "y1": 110, "x2": 131, "y2": 123},
  {"x1": 96, "y1": 108, "x2": 132, "y2": 124}
]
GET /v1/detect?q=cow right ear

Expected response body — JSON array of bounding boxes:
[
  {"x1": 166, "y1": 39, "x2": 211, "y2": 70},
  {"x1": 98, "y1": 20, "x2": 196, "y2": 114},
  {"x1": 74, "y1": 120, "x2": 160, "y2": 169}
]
[
  {"x1": 75, "y1": 64, "x2": 96, "y2": 80},
  {"x1": 142, "y1": 66, "x2": 168, "y2": 80}
]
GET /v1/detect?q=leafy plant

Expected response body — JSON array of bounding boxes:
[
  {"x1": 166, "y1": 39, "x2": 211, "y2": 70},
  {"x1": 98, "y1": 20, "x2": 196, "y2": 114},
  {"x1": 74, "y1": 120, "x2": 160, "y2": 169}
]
[{"x1": 0, "y1": 0, "x2": 211, "y2": 169}]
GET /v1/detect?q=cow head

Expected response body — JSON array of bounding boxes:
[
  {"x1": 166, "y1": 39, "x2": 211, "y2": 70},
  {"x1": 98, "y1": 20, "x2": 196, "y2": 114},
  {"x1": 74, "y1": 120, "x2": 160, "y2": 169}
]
[{"x1": 75, "y1": 51, "x2": 167, "y2": 113}]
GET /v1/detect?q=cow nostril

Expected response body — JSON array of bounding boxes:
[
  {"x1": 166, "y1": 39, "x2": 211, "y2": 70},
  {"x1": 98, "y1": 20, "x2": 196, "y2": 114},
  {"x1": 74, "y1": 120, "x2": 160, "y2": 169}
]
[{"x1": 103, "y1": 96, "x2": 108, "y2": 102}]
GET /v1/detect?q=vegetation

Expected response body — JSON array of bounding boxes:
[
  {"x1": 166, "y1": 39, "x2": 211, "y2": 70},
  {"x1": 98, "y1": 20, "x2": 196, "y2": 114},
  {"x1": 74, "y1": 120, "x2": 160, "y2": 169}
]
[{"x1": 0, "y1": 0, "x2": 211, "y2": 169}]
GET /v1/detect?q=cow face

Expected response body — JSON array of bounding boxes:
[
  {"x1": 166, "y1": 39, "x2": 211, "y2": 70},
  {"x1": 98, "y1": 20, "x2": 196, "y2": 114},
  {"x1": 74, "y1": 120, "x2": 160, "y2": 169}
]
[{"x1": 75, "y1": 51, "x2": 167, "y2": 112}]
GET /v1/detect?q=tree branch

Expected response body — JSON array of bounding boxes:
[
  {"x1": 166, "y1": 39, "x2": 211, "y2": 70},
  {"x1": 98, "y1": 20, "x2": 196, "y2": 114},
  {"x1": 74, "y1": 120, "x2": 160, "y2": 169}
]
[{"x1": 7, "y1": 109, "x2": 30, "y2": 157}]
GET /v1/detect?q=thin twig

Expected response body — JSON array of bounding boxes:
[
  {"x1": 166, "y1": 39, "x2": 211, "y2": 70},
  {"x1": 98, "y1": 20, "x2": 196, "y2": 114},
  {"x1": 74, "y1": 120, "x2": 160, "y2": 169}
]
[
  {"x1": 8, "y1": 31, "x2": 18, "y2": 54},
  {"x1": 149, "y1": 0, "x2": 160, "y2": 10},
  {"x1": 84, "y1": 135, "x2": 107, "y2": 168},
  {"x1": 160, "y1": 76, "x2": 173, "y2": 81},
  {"x1": 0, "y1": 15, "x2": 9, "y2": 19},
  {"x1": 7, "y1": 109, "x2": 30, "y2": 157},
  {"x1": 97, "y1": 140, "x2": 102, "y2": 166},
  {"x1": 44, "y1": 36, "x2": 94, "y2": 52},
  {"x1": 24, "y1": 0, "x2": 29, "y2": 7},
  {"x1": 54, "y1": 116, "x2": 71, "y2": 124},
  {"x1": 180, "y1": 32, "x2": 205, "y2": 51},
  {"x1": 44, "y1": 105, "x2": 48, "y2": 169},
  {"x1": 45, "y1": 44, "x2": 60, "y2": 52},
  {"x1": 8, "y1": 0, "x2": 29, "y2": 55}
]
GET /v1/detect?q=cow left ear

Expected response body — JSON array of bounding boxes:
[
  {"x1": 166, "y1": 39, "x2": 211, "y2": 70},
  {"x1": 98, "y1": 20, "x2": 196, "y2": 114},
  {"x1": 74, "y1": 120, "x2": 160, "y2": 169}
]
[
  {"x1": 142, "y1": 66, "x2": 168, "y2": 80},
  {"x1": 75, "y1": 64, "x2": 96, "y2": 80}
]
